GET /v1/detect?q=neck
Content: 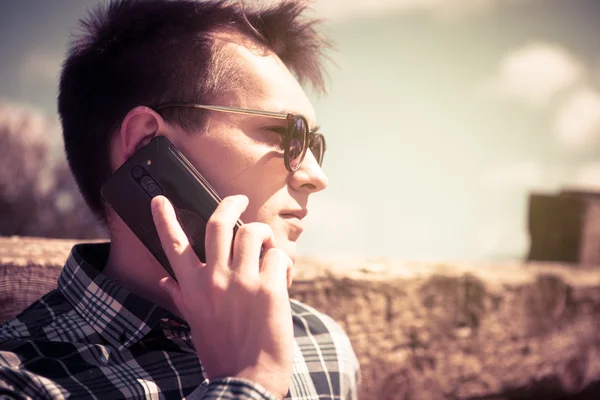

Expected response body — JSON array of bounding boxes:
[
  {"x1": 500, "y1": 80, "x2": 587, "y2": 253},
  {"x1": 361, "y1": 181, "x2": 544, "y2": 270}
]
[{"x1": 104, "y1": 220, "x2": 180, "y2": 316}]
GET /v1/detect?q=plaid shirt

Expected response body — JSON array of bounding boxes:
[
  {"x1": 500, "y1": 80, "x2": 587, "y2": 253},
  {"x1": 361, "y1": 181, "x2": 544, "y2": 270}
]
[{"x1": 0, "y1": 243, "x2": 360, "y2": 400}]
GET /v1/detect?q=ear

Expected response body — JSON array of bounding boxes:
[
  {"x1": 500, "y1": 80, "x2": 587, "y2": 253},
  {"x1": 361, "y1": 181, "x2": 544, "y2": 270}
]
[{"x1": 117, "y1": 106, "x2": 167, "y2": 163}]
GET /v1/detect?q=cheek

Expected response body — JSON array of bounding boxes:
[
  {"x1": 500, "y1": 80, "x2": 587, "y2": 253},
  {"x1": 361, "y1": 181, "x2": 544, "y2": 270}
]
[
  {"x1": 240, "y1": 199, "x2": 278, "y2": 224},
  {"x1": 181, "y1": 133, "x2": 288, "y2": 222},
  {"x1": 209, "y1": 148, "x2": 288, "y2": 209},
  {"x1": 183, "y1": 137, "x2": 252, "y2": 191}
]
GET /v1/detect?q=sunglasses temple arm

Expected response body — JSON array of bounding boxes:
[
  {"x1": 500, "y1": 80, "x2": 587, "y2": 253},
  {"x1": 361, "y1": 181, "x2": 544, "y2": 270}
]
[{"x1": 192, "y1": 105, "x2": 289, "y2": 120}]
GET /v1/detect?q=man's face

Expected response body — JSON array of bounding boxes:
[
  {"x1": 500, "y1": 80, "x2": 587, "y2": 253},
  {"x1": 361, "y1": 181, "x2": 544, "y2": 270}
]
[{"x1": 165, "y1": 41, "x2": 328, "y2": 262}]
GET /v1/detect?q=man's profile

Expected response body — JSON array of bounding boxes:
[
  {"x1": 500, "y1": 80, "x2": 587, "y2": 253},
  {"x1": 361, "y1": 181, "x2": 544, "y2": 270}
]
[{"x1": 0, "y1": 0, "x2": 360, "y2": 399}]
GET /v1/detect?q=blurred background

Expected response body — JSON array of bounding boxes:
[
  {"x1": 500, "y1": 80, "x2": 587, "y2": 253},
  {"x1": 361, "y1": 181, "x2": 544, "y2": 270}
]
[{"x1": 1, "y1": 0, "x2": 599, "y2": 262}]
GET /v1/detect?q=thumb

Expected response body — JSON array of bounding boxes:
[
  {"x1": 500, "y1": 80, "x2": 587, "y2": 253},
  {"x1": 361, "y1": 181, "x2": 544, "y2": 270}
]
[{"x1": 159, "y1": 277, "x2": 185, "y2": 315}]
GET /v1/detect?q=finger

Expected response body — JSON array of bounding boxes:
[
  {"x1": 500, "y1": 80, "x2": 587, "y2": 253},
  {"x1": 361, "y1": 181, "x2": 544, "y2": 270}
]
[
  {"x1": 231, "y1": 223, "x2": 277, "y2": 277},
  {"x1": 287, "y1": 265, "x2": 293, "y2": 288},
  {"x1": 204, "y1": 195, "x2": 249, "y2": 268},
  {"x1": 260, "y1": 248, "x2": 292, "y2": 294},
  {"x1": 151, "y1": 196, "x2": 200, "y2": 278},
  {"x1": 159, "y1": 276, "x2": 185, "y2": 316}
]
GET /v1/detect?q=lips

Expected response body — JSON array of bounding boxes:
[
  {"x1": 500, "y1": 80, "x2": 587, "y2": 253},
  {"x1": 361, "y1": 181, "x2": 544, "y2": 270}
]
[
  {"x1": 280, "y1": 209, "x2": 307, "y2": 237},
  {"x1": 280, "y1": 209, "x2": 308, "y2": 220}
]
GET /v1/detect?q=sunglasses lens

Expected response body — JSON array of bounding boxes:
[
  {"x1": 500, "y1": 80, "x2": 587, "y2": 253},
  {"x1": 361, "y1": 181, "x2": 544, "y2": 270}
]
[
  {"x1": 288, "y1": 117, "x2": 307, "y2": 170},
  {"x1": 311, "y1": 135, "x2": 324, "y2": 166}
]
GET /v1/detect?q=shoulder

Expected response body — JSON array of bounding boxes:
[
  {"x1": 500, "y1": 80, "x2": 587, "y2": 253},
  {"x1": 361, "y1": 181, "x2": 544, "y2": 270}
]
[
  {"x1": 0, "y1": 290, "x2": 73, "y2": 399},
  {"x1": 0, "y1": 288, "x2": 97, "y2": 370},
  {"x1": 290, "y1": 298, "x2": 349, "y2": 339},
  {"x1": 0, "y1": 351, "x2": 66, "y2": 399},
  {"x1": 0, "y1": 289, "x2": 72, "y2": 343},
  {"x1": 290, "y1": 299, "x2": 361, "y2": 394},
  {"x1": 290, "y1": 299, "x2": 358, "y2": 362},
  {"x1": 290, "y1": 299, "x2": 362, "y2": 398}
]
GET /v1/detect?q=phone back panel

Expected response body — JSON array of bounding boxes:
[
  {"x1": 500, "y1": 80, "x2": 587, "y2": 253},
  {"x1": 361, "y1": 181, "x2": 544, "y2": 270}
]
[{"x1": 101, "y1": 136, "x2": 222, "y2": 279}]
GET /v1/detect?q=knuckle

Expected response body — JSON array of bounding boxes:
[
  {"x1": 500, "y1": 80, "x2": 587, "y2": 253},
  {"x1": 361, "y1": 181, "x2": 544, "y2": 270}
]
[
  {"x1": 265, "y1": 247, "x2": 286, "y2": 262},
  {"x1": 169, "y1": 238, "x2": 187, "y2": 255},
  {"x1": 206, "y1": 218, "x2": 228, "y2": 235},
  {"x1": 260, "y1": 280, "x2": 285, "y2": 297},
  {"x1": 255, "y1": 222, "x2": 273, "y2": 236},
  {"x1": 210, "y1": 273, "x2": 229, "y2": 292},
  {"x1": 236, "y1": 223, "x2": 268, "y2": 240},
  {"x1": 236, "y1": 224, "x2": 252, "y2": 236},
  {"x1": 221, "y1": 194, "x2": 248, "y2": 209},
  {"x1": 231, "y1": 271, "x2": 258, "y2": 290},
  {"x1": 234, "y1": 226, "x2": 252, "y2": 242}
]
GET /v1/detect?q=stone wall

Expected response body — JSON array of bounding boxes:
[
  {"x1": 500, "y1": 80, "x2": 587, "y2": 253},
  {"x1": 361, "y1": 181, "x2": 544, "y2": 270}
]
[{"x1": 2, "y1": 237, "x2": 600, "y2": 399}]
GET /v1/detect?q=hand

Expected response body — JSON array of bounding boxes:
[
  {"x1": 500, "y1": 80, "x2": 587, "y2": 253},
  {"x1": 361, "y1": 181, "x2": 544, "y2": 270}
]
[{"x1": 151, "y1": 195, "x2": 293, "y2": 399}]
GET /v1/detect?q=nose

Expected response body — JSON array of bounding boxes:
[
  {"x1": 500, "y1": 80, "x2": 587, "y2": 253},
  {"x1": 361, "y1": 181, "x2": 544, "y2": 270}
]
[{"x1": 290, "y1": 149, "x2": 328, "y2": 193}]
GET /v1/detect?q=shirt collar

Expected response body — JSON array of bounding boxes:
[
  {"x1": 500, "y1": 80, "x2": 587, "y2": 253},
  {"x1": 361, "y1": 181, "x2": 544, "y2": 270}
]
[{"x1": 58, "y1": 242, "x2": 173, "y2": 350}]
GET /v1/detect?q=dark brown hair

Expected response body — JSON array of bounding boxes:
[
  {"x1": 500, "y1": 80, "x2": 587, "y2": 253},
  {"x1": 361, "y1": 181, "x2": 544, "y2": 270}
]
[{"x1": 58, "y1": 0, "x2": 330, "y2": 223}]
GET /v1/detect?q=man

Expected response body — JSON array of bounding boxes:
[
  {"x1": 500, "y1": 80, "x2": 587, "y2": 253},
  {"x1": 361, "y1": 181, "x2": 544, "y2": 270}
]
[{"x1": 0, "y1": 0, "x2": 360, "y2": 399}]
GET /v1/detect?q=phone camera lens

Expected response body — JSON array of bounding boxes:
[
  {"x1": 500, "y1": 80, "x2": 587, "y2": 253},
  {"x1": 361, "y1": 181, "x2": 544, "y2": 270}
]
[
  {"x1": 146, "y1": 183, "x2": 160, "y2": 196},
  {"x1": 131, "y1": 165, "x2": 145, "y2": 180},
  {"x1": 141, "y1": 176, "x2": 163, "y2": 197}
]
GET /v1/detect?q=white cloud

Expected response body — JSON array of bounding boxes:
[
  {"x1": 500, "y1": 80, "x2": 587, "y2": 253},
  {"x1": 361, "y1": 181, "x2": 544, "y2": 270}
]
[
  {"x1": 20, "y1": 50, "x2": 62, "y2": 84},
  {"x1": 482, "y1": 42, "x2": 584, "y2": 108},
  {"x1": 554, "y1": 87, "x2": 600, "y2": 151}
]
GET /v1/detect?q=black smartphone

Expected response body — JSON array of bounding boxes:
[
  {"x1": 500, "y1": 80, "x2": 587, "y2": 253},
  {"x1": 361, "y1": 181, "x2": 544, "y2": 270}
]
[{"x1": 101, "y1": 135, "x2": 242, "y2": 280}]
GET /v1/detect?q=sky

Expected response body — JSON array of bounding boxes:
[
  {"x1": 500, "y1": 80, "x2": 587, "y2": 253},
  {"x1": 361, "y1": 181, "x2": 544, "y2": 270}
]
[{"x1": 2, "y1": 0, "x2": 600, "y2": 262}]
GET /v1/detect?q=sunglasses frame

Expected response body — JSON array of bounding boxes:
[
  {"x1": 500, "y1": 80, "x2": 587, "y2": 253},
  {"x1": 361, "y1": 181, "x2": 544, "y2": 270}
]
[{"x1": 153, "y1": 102, "x2": 325, "y2": 172}]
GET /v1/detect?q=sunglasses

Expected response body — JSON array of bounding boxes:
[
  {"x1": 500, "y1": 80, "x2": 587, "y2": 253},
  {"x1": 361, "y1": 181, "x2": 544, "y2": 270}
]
[{"x1": 154, "y1": 103, "x2": 326, "y2": 172}]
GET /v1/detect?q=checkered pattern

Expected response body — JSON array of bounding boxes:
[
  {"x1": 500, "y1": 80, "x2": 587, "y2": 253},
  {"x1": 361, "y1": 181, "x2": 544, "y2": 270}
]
[{"x1": 0, "y1": 243, "x2": 360, "y2": 399}]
